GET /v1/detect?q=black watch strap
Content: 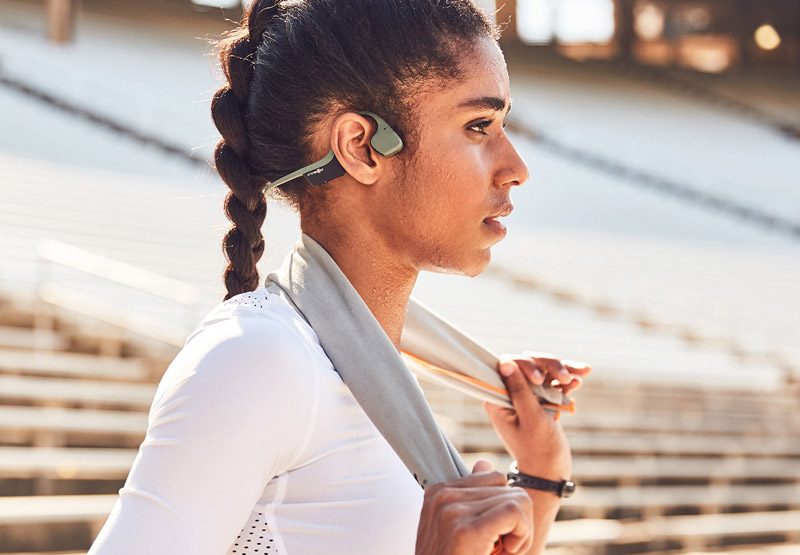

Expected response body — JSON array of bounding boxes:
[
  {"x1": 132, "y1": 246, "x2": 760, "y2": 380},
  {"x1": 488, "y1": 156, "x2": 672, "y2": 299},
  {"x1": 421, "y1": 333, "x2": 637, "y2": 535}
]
[{"x1": 506, "y1": 471, "x2": 576, "y2": 498}]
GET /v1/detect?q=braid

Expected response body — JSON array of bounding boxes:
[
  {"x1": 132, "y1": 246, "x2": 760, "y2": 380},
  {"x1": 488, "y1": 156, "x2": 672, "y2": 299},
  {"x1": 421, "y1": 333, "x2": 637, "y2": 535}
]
[{"x1": 212, "y1": 0, "x2": 280, "y2": 301}]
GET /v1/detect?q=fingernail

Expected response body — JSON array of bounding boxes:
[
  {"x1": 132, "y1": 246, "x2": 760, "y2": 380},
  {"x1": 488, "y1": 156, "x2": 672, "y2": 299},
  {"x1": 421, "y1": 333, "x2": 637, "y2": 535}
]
[
  {"x1": 500, "y1": 362, "x2": 515, "y2": 376},
  {"x1": 533, "y1": 369, "x2": 543, "y2": 380}
]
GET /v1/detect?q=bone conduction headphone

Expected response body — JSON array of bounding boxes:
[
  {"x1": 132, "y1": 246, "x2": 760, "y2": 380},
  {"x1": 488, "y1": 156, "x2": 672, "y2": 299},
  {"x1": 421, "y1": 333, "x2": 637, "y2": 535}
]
[{"x1": 263, "y1": 110, "x2": 404, "y2": 193}]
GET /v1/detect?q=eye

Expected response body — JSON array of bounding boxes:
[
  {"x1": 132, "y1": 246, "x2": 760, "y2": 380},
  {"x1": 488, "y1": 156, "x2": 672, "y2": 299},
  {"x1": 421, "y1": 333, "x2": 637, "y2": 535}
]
[{"x1": 468, "y1": 119, "x2": 494, "y2": 135}]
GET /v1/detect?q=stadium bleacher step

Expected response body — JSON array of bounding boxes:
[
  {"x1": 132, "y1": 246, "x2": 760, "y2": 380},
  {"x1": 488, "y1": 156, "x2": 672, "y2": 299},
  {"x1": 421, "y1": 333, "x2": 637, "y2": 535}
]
[
  {"x1": 0, "y1": 350, "x2": 149, "y2": 381},
  {"x1": 0, "y1": 375, "x2": 156, "y2": 411}
]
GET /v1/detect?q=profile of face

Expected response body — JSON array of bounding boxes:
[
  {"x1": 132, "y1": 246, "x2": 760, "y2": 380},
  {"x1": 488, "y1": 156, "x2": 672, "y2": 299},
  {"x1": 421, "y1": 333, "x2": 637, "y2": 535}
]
[
  {"x1": 372, "y1": 35, "x2": 530, "y2": 277},
  {"x1": 304, "y1": 34, "x2": 530, "y2": 279}
]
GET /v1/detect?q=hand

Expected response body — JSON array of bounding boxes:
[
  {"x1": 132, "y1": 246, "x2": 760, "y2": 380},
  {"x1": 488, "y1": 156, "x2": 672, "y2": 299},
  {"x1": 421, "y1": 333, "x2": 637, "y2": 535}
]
[
  {"x1": 415, "y1": 460, "x2": 534, "y2": 555},
  {"x1": 483, "y1": 352, "x2": 591, "y2": 479}
]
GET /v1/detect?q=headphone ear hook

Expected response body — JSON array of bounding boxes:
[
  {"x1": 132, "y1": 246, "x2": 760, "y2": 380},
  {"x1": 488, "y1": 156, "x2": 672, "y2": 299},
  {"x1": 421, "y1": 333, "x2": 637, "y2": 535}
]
[
  {"x1": 356, "y1": 110, "x2": 404, "y2": 157},
  {"x1": 265, "y1": 110, "x2": 404, "y2": 192}
]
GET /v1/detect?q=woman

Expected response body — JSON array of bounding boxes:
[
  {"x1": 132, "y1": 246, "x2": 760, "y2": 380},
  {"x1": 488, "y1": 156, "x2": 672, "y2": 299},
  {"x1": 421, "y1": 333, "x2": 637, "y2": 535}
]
[{"x1": 88, "y1": 1, "x2": 590, "y2": 554}]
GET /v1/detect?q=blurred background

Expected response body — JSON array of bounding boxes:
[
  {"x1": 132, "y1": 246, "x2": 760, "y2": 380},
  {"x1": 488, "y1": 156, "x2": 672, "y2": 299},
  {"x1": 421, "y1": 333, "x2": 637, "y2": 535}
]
[{"x1": 0, "y1": 0, "x2": 798, "y2": 553}]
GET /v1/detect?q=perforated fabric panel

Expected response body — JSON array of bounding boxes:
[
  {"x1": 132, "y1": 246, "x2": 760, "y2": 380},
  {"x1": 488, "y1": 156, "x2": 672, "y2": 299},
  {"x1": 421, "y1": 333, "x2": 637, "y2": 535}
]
[
  {"x1": 227, "y1": 509, "x2": 279, "y2": 554},
  {"x1": 223, "y1": 290, "x2": 272, "y2": 310}
]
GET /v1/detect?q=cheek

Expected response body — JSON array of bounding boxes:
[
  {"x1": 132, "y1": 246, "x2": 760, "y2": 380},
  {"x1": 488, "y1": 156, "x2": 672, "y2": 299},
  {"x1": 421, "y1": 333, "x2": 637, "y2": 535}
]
[
  {"x1": 436, "y1": 145, "x2": 489, "y2": 208},
  {"x1": 410, "y1": 156, "x2": 469, "y2": 231},
  {"x1": 437, "y1": 147, "x2": 490, "y2": 216},
  {"x1": 428, "y1": 133, "x2": 485, "y2": 185},
  {"x1": 385, "y1": 135, "x2": 492, "y2": 249}
]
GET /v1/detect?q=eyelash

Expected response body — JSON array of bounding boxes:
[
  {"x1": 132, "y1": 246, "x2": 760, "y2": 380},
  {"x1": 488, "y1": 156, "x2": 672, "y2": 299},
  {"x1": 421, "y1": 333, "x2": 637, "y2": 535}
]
[{"x1": 468, "y1": 119, "x2": 508, "y2": 135}]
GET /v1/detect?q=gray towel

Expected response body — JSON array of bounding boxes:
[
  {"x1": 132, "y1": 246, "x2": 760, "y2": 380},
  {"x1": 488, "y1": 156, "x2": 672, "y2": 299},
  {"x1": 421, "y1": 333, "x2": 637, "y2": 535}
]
[
  {"x1": 402, "y1": 297, "x2": 571, "y2": 412},
  {"x1": 264, "y1": 232, "x2": 572, "y2": 489}
]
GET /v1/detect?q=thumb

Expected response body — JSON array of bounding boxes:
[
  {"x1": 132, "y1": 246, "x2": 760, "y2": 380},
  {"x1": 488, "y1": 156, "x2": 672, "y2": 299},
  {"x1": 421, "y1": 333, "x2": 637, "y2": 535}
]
[
  {"x1": 483, "y1": 399, "x2": 514, "y2": 425},
  {"x1": 472, "y1": 459, "x2": 495, "y2": 473},
  {"x1": 497, "y1": 358, "x2": 538, "y2": 422}
]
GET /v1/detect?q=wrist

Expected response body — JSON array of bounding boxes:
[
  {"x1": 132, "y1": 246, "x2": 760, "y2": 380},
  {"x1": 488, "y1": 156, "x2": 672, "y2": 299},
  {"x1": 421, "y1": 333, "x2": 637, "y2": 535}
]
[
  {"x1": 512, "y1": 458, "x2": 571, "y2": 483},
  {"x1": 507, "y1": 463, "x2": 577, "y2": 499}
]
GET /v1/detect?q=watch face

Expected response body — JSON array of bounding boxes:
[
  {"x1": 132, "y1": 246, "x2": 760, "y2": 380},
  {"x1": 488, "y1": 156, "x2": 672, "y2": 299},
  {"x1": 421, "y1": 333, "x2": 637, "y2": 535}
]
[{"x1": 561, "y1": 481, "x2": 576, "y2": 498}]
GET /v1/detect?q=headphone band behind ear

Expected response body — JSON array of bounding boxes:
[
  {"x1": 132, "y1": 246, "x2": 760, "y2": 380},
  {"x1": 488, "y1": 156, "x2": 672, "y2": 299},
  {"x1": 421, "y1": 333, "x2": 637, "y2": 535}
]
[{"x1": 265, "y1": 110, "x2": 404, "y2": 191}]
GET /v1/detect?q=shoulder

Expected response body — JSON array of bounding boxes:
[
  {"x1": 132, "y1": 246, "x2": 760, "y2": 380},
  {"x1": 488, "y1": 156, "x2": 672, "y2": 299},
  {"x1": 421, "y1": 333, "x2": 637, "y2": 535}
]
[
  {"x1": 186, "y1": 287, "x2": 320, "y2": 370},
  {"x1": 185, "y1": 287, "x2": 315, "y2": 353},
  {"x1": 152, "y1": 287, "x2": 324, "y2": 421},
  {"x1": 146, "y1": 288, "x2": 326, "y2": 474}
]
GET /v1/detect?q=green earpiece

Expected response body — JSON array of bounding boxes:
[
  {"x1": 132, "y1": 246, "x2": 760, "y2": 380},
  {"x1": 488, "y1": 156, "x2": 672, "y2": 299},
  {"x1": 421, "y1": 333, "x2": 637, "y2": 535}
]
[
  {"x1": 264, "y1": 110, "x2": 404, "y2": 192},
  {"x1": 360, "y1": 110, "x2": 404, "y2": 157}
]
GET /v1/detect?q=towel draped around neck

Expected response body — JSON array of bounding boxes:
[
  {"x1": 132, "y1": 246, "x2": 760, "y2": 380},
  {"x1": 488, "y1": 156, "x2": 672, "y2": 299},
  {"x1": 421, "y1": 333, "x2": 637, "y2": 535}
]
[{"x1": 264, "y1": 232, "x2": 573, "y2": 489}]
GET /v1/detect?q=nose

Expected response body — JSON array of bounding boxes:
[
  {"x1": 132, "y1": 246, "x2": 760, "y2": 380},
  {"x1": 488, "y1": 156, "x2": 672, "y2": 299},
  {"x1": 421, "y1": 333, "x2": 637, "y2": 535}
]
[{"x1": 495, "y1": 135, "x2": 530, "y2": 189}]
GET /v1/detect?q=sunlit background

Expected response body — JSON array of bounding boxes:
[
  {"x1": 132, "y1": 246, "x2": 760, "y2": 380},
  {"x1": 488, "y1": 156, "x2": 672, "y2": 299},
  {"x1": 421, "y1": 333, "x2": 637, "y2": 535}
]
[{"x1": 1, "y1": 0, "x2": 799, "y2": 553}]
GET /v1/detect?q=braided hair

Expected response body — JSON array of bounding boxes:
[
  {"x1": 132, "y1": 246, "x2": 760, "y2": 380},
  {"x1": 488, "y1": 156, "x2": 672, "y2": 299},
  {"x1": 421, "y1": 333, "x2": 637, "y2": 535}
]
[{"x1": 211, "y1": 0, "x2": 500, "y2": 301}]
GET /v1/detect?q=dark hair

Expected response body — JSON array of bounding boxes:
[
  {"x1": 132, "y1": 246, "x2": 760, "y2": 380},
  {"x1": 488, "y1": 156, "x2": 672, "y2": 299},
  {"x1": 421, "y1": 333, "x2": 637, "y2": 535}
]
[{"x1": 212, "y1": 0, "x2": 500, "y2": 301}]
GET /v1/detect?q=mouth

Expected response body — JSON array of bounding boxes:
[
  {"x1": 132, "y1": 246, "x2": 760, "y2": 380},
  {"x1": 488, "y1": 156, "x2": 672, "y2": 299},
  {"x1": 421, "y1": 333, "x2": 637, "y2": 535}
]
[
  {"x1": 482, "y1": 203, "x2": 514, "y2": 224},
  {"x1": 482, "y1": 203, "x2": 513, "y2": 235}
]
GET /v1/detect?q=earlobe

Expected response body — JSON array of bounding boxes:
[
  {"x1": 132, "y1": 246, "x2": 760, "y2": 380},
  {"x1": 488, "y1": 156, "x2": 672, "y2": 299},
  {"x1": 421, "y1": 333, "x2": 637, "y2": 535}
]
[{"x1": 330, "y1": 112, "x2": 381, "y2": 186}]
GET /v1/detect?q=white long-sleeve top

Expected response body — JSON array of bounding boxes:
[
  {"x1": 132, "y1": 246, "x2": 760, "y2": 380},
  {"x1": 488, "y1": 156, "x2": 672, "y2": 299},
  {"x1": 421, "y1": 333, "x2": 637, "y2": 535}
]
[{"x1": 88, "y1": 287, "x2": 425, "y2": 555}]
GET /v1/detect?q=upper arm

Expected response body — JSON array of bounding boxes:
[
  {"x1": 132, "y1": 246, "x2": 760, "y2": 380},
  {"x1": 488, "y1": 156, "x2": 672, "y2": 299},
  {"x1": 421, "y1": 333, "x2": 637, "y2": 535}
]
[{"x1": 88, "y1": 313, "x2": 320, "y2": 554}]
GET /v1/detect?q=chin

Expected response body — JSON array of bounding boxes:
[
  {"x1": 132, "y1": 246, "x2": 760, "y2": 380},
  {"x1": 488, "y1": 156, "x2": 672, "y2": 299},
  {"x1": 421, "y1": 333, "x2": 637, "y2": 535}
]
[
  {"x1": 425, "y1": 249, "x2": 491, "y2": 277},
  {"x1": 465, "y1": 250, "x2": 492, "y2": 277}
]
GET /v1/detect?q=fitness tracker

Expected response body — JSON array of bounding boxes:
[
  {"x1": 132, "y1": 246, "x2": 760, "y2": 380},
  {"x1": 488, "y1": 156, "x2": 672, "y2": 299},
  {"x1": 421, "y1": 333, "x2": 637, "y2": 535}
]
[
  {"x1": 507, "y1": 471, "x2": 576, "y2": 498},
  {"x1": 506, "y1": 461, "x2": 576, "y2": 498}
]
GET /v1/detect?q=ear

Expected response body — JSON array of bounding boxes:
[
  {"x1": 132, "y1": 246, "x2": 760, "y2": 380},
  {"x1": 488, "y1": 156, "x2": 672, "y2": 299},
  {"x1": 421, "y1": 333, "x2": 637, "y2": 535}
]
[{"x1": 329, "y1": 112, "x2": 383, "y2": 186}]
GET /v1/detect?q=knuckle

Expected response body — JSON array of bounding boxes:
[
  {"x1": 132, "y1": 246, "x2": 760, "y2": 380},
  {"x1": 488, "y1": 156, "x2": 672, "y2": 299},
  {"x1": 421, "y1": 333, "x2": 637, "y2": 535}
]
[
  {"x1": 424, "y1": 482, "x2": 446, "y2": 504},
  {"x1": 450, "y1": 519, "x2": 472, "y2": 542},
  {"x1": 439, "y1": 501, "x2": 467, "y2": 525},
  {"x1": 506, "y1": 488, "x2": 533, "y2": 508},
  {"x1": 506, "y1": 495, "x2": 530, "y2": 518},
  {"x1": 433, "y1": 486, "x2": 460, "y2": 507},
  {"x1": 496, "y1": 498, "x2": 523, "y2": 519},
  {"x1": 423, "y1": 483, "x2": 444, "y2": 499}
]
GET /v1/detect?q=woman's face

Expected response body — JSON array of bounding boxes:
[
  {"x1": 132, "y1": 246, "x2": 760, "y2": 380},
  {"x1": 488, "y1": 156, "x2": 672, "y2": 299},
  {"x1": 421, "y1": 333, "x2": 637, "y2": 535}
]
[{"x1": 375, "y1": 36, "x2": 529, "y2": 277}]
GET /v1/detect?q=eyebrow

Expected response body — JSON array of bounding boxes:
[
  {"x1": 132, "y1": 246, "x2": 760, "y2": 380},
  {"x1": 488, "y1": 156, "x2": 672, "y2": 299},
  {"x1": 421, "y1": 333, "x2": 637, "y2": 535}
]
[{"x1": 456, "y1": 96, "x2": 512, "y2": 115}]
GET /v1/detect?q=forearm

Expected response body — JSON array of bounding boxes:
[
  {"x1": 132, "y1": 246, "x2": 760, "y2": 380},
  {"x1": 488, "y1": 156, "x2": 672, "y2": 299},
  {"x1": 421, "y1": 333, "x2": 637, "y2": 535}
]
[
  {"x1": 513, "y1": 459, "x2": 570, "y2": 555},
  {"x1": 519, "y1": 488, "x2": 561, "y2": 555}
]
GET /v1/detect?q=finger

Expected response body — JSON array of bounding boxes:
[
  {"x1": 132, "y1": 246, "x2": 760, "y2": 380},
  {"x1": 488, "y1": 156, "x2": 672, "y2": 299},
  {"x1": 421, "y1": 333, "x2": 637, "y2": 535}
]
[
  {"x1": 523, "y1": 351, "x2": 572, "y2": 385},
  {"x1": 559, "y1": 375, "x2": 583, "y2": 395},
  {"x1": 497, "y1": 358, "x2": 540, "y2": 423},
  {"x1": 483, "y1": 400, "x2": 519, "y2": 434},
  {"x1": 483, "y1": 399, "x2": 515, "y2": 419},
  {"x1": 563, "y1": 360, "x2": 592, "y2": 376},
  {"x1": 472, "y1": 459, "x2": 495, "y2": 473},
  {"x1": 434, "y1": 469, "x2": 508, "y2": 490},
  {"x1": 435, "y1": 485, "x2": 522, "y2": 505},
  {"x1": 511, "y1": 356, "x2": 545, "y2": 386},
  {"x1": 470, "y1": 492, "x2": 533, "y2": 554}
]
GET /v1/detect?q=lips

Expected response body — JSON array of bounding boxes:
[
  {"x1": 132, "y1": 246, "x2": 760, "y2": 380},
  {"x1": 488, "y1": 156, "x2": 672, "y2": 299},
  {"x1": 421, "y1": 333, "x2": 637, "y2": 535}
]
[
  {"x1": 482, "y1": 203, "x2": 513, "y2": 236},
  {"x1": 483, "y1": 217, "x2": 507, "y2": 235},
  {"x1": 483, "y1": 203, "x2": 514, "y2": 223}
]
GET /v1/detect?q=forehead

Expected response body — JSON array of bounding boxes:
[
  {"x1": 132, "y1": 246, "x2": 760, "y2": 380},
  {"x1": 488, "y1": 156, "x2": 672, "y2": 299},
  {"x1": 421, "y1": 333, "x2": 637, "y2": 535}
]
[{"x1": 416, "y1": 38, "x2": 511, "y2": 117}]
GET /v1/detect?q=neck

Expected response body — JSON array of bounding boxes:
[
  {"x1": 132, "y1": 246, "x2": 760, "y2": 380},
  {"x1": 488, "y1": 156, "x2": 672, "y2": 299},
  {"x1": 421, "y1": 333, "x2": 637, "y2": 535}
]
[{"x1": 300, "y1": 223, "x2": 418, "y2": 350}]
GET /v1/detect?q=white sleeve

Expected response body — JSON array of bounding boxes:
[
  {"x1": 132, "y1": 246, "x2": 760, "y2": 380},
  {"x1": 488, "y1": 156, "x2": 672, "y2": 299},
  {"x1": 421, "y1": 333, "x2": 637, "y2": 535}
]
[{"x1": 88, "y1": 309, "x2": 320, "y2": 554}]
